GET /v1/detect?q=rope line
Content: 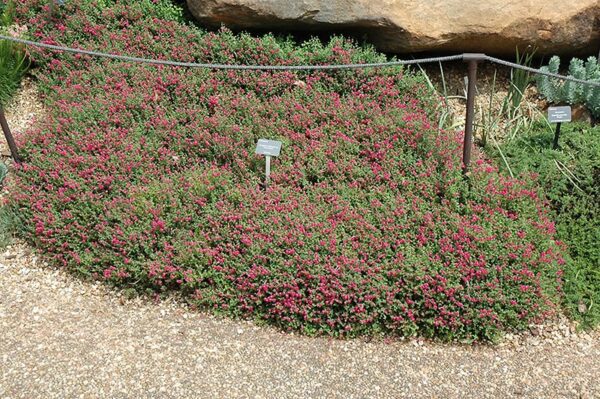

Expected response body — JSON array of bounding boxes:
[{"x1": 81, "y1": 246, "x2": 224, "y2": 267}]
[
  {"x1": 0, "y1": 34, "x2": 463, "y2": 70},
  {"x1": 1, "y1": 34, "x2": 599, "y2": 88},
  {"x1": 483, "y1": 55, "x2": 600, "y2": 88}
]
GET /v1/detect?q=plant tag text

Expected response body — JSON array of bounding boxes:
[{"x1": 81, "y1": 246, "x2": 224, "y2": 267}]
[
  {"x1": 255, "y1": 139, "x2": 282, "y2": 157},
  {"x1": 548, "y1": 106, "x2": 572, "y2": 123}
]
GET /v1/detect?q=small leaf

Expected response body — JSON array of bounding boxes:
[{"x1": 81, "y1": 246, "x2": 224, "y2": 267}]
[{"x1": 0, "y1": 162, "x2": 8, "y2": 185}]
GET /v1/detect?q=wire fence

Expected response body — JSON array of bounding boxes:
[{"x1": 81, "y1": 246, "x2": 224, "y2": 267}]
[
  {"x1": 0, "y1": 34, "x2": 465, "y2": 70},
  {"x1": 1, "y1": 34, "x2": 600, "y2": 88},
  {"x1": 0, "y1": 33, "x2": 598, "y2": 170}
]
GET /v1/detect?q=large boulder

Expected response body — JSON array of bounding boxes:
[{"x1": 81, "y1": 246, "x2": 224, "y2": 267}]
[{"x1": 186, "y1": 0, "x2": 599, "y2": 56}]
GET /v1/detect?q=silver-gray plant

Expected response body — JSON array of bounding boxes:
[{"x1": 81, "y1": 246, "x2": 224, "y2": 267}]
[{"x1": 537, "y1": 56, "x2": 600, "y2": 118}]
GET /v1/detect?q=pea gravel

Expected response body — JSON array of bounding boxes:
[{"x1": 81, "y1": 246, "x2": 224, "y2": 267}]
[
  {"x1": 0, "y1": 243, "x2": 599, "y2": 399},
  {"x1": 1, "y1": 77, "x2": 598, "y2": 399}
]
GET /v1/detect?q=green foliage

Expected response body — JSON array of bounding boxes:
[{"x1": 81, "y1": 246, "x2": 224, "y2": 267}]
[
  {"x1": 0, "y1": 162, "x2": 7, "y2": 184},
  {"x1": 537, "y1": 56, "x2": 600, "y2": 118},
  {"x1": 492, "y1": 123, "x2": 600, "y2": 328},
  {"x1": 0, "y1": 0, "x2": 13, "y2": 25},
  {"x1": 0, "y1": 0, "x2": 29, "y2": 108},
  {"x1": 0, "y1": 160, "x2": 6, "y2": 175},
  {"x1": 92, "y1": 0, "x2": 184, "y2": 22},
  {"x1": 563, "y1": 58, "x2": 585, "y2": 104},
  {"x1": 0, "y1": 202, "x2": 23, "y2": 248},
  {"x1": 0, "y1": 40, "x2": 28, "y2": 107},
  {"x1": 584, "y1": 58, "x2": 600, "y2": 118},
  {"x1": 537, "y1": 56, "x2": 560, "y2": 102},
  {"x1": 503, "y1": 47, "x2": 536, "y2": 117}
]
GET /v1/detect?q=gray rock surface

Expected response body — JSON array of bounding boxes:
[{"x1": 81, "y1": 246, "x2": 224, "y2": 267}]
[{"x1": 187, "y1": 0, "x2": 600, "y2": 56}]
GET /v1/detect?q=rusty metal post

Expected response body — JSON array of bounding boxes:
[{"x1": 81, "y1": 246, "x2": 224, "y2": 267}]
[
  {"x1": 553, "y1": 122, "x2": 562, "y2": 150},
  {"x1": 462, "y1": 54, "x2": 484, "y2": 175},
  {"x1": 0, "y1": 107, "x2": 21, "y2": 163}
]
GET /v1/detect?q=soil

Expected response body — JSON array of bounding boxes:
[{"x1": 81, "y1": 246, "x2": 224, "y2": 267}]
[{"x1": 415, "y1": 60, "x2": 592, "y2": 141}]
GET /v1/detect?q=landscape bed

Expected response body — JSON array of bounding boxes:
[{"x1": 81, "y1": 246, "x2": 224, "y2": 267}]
[{"x1": 5, "y1": 0, "x2": 567, "y2": 341}]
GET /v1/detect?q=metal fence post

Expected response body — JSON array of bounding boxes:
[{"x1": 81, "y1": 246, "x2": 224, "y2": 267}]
[
  {"x1": 0, "y1": 107, "x2": 21, "y2": 164},
  {"x1": 48, "y1": 0, "x2": 55, "y2": 17},
  {"x1": 462, "y1": 54, "x2": 484, "y2": 175}
]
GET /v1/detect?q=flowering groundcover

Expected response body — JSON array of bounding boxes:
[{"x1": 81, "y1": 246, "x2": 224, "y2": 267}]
[{"x1": 9, "y1": 0, "x2": 564, "y2": 341}]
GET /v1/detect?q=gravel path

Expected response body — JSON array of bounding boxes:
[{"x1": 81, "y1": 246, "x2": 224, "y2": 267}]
[
  {"x1": 1, "y1": 77, "x2": 45, "y2": 160},
  {"x1": 1, "y1": 78, "x2": 599, "y2": 399},
  {"x1": 1, "y1": 243, "x2": 599, "y2": 399}
]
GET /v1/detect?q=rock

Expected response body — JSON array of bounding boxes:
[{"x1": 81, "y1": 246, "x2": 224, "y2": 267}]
[
  {"x1": 529, "y1": 326, "x2": 541, "y2": 337},
  {"x1": 572, "y1": 105, "x2": 592, "y2": 124},
  {"x1": 186, "y1": 0, "x2": 599, "y2": 56}
]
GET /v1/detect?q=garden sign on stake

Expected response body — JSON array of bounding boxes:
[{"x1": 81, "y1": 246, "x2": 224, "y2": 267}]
[
  {"x1": 255, "y1": 139, "x2": 282, "y2": 189},
  {"x1": 548, "y1": 106, "x2": 572, "y2": 149}
]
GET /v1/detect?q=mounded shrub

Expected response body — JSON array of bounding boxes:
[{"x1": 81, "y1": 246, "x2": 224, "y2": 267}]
[
  {"x1": 10, "y1": 0, "x2": 564, "y2": 341},
  {"x1": 493, "y1": 122, "x2": 600, "y2": 328}
]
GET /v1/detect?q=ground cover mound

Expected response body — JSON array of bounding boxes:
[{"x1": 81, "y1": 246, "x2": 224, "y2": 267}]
[
  {"x1": 493, "y1": 122, "x2": 600, "y2": 329},
  {"x1": 9, "y1": 0, "x2": 564, "y2": 341}
]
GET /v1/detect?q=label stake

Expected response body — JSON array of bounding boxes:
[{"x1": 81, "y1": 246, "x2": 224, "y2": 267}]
[
  {"x1": 548, "y1": 106, "x2": 572, "y2": 150},
  {"x1": 255, "y1": 139, "x2": 282, "y2": 190},
  {"x1": 265, "y1": 155, "x2": 271, "y2": 188},
  {"x1": 553, "y1": 122, "x2": 562, "y2": 150}
]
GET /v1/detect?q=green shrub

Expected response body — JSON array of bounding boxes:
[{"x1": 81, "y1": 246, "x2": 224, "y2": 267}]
[
  {"x1": 83, "y1": 0, "x2": 185, "y2": 23},
  {"x1": 0, "y1": 202, "x2": 24, "y2": 248},
  {"x1": 503, "y1": 47, "x2": 536, "y2": 117},
  {"x1": 493, "y1": 122, "x2": 600, "y2": 328},
  {"x1": 0, "y1": 161, "x2": 7, "y2": 184},
  {"x1": 537, "y1": 56, "x2": 600, "y2": 118},
  {"x1": 0, "y1": 0, "x2": 29, "y2": 107}
]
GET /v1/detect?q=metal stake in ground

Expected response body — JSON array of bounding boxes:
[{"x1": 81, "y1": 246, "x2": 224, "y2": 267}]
[
  {"x1": 255, "y1": 139, "x2": 282, "y2": 189},
  {"x1": 462, "y1": 54, "x2": 484, "y2": 175},
  {"x1": 553, "y1": 122, "x2": 562, "y2": 150},
  {"x1": 265, "y1": 155, "x2": 271, "y2": 187},
  {"x1": 0, "y1": 107, "x2": 21, "y2": 163},
  {"x1": 48, "y1": 0, "x2": 65, "y2": 18},
  {"x1": 548, "y1": 106, "x2": 572, "y2": 150}
]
